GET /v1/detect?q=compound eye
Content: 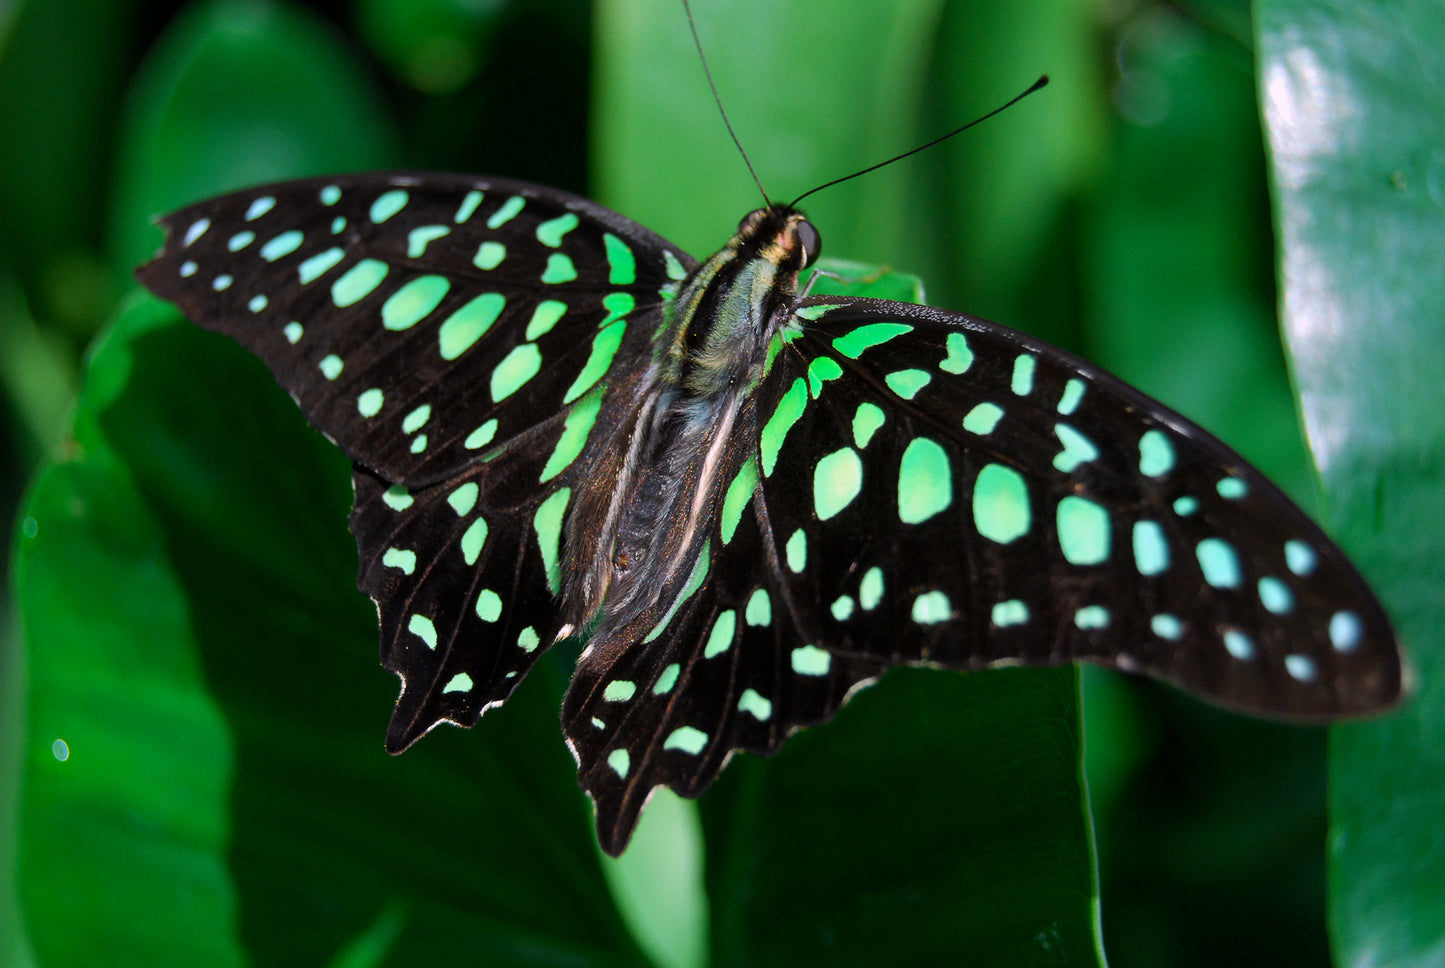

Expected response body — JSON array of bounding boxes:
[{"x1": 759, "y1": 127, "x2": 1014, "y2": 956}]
[{"x1": 795, "y1": 218, "x2": 821, "y2": 268}]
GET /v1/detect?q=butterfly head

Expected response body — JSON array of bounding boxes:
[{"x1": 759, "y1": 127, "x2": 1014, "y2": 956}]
[{"x1": 735, "y1": 205, "x2": 821, "y2": 275}]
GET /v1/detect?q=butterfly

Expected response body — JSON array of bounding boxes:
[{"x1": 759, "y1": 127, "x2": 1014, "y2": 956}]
[{"x1": 135, "y1": 168, "x2": 1402, "y2": 855}]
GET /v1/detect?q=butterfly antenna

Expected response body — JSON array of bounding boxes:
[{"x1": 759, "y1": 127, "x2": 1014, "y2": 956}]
[
  {"x1": 790, "y1": 74, "x2": 1050, "y2": 208},
  {"x1": 683, "y1": 0, "x2": 772, "y2": 207}
]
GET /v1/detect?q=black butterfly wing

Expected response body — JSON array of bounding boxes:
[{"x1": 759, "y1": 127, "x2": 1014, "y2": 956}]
[
  {"x1": 756, "y1": 297, "x2": 1401, "y2": 719},
  {"x1": 137, "y1": 173, "x2": 698, "y2": 747},
  {"x1": 560, "y1": 292, "x2": 1402, "y2": 855}
]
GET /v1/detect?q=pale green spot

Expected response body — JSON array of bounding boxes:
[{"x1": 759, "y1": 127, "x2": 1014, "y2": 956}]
[
  {"x1": 465, "y1": 419, "x2": 498, "y2": 450},
  {"x1": 407, "y1": 224, "x2": 449, "y2": 257},
  {"x1": 228, "y1": 230, "x2": 255, "y2": 251},
  {"x1": 832, "y1": 322, "x2": 912, "y2": 359},
  {"x1": 439, "y1": 292, "x2": 506, "y2": 360},
  {"x1": 491, "y1": 343, "x2": 542, "y2": 401},
  {"x1": 382, "y1": 485, "x2": 413, "y2": 511},
  {"x1": 962, "y1": 402, "x2": 1004, "y2": 435},
  {"x1": 1217, "y1": 477, "x2": 1248, "y2": 499},
  {"x1": 454, "y1": 189, "x2": 483, "y2": 222},
  {"x1": 540, "y1": 387, "x2": 602, "y2": 482},
  {"x1": 357, "y1": 388, "x2": 384, "y2": 418},
  {"x1": 608, "y1": 748, "x2": 631, "y2": 778},
  {"x1": 442, "y1": 673, "x2": 473, "y2": 694},
  {"x1": 1258, "y1": 577, "x2": 1293, "y2": 614},
  {"x1": 794, "y1": 303, "x2": 839, "y2": 321},
  {"x1": 370, "y1": 189, "x2": 408, "y2": 222},
  {"x1": 245, "y1": 196, "x2": 275, "y2": 220},
  {"x1": 1151, "y1": 614, "x2": 1183, "y2": 640},
  {"x1": 737, "y1": 689, "x2": 773, "y2": 721},
  {"x1": 745, "y1": 588, "x2": 771, "y2": 626},
  {"x1": 663, "y1": 250, "x2": 688, "y2": 280},
  {"x1": 1075, "y1": 605, "x2": 1110, "y2": 629},
  {"x1": 563, "y1": 320, "x2": 625, "y2": 404},
  {"x1": 604, "y1": 680, "x2": 637, "y2": 702},
  {"x1": 859, "y1": 567, "x2": 883, "y2": 610},
  {"x1": 1173, "y1": 496, "x2": 1199, "y2": 517},
  {"x1": 813, "y1": 447, "x2": 862, "y2": 520},
  {"x1": 1139, "y1": 429, "x2": 1175, "y2": 477},
  {"x1": 248, "y1": 294, "x2": 267, "y2": 312},
  {"x1": 183, "y1": 217, "x2": 210, "y2": 245},
  {"x1": 664, "y1": 726, "x2": 708, "y2": 755},
  {"x1": 1330, "y1": 611, "x2": 1362, "y2": 652},
  {"x1": 1196, "y1": 538, "x2": 1241, "y2": 588},
  {"x1": 992, "y1": 600, "x2": 1029, "y2": 627},
  {"x1": 536, "y1": 212, "x2": 579, "y2": 247},
  {"x1": 383, "y1": 548, "x2": 416, "y2": 574},
  {"x1": 760, "y1": 378, "x2": 808, "y2": 477},
  {"x1": 912, "y1": 591, "x2": 951, "y2": 624},
  {"x1": 408, "y1": 614, "x2": 437, "y2": 649},
  {"x1": 1132, "y1": 520, "x2": 1169, "y2": 576},
  {"x1": 853, "y1": 403, "x2": 885, "y2": 448},
  {"x1": 830, "y1": 596, "x2": 855, "y2": 621},
  {"x1": 786, "y1": 529, "x2": 807, "y2": 573},
  {"x1": 1286, "y1": 540, "x2": 1316, "y2": 576},
  {"x1": 212, "y1": 274, "x2": 233, "y2": 291},
  {"x1": 526, "y1": 300, "x2": 567, "y2": 340},
  {"x1": 410, "y1": 435, "x2": 428, "y2": 454},
  {"x1": 885, "y1": 368, "x2": 930, "y2": 399},
  {"x1": 473, "y1": 241, "x2": 506, "y2": 270},
  {"x1": 654, "y1": 664, "x2": 681, "y2": 694},
  {"x1": 403, "y1": 404, "x2": 431, "y2": 434},
  {"x1": 940, "y1": 332, "x2": 973, "y2": 374},
  {"x1": 319, "y1": 354, "x2": 343, "y2": 380},
  {"x1": 604, "y1": 233, "x2": 637, "y2": 284},
  {"x1": 898, "y1": 437, "x2": 952, "y2": 524},
  {"x1": 447, "y1": 482, "x2": 478, "y2": 516},
  {"x1": 474, "y1": 589, "x2": 502, "y2": 622},
  {"x1": 704, "y1": 610, "x2": 736, "y2": 658},
  {"x1": 330, "y1": 216, "x2": 346, "y2": 234},
  {"x1": 1011, "y1": 354, "x2": 1036, "y2": 395},
  {"x1": 1053, "y1": 423, "x2": 1098, "y2": 473},
  {"x1": 319, "y1": 185, "x2": 341, "y2": 205},
  {"x1": 807, "y1": 356, "x2": 844, "y2": 397},
  {"x1": 643, "y1": 541, "x2": 712, "y2": 643},
  {"x1": 487, "y1": 195, "x2": 524, "y2": 228},
  {"x1": 972, "y1": 463, "x2": 1029, "y2": 543},
  {"x1": 720, "y1": 458, "x2": 758, "y2": 544},
  {"x1": 599, "y1": 291, "x2": 634, "y2": 326},
  {"x1": 331, "y1": 258, "x2": 389, "y2": 307},
  {"x1": 1058, "y1": 378, "x2": 1085, "y2": 415},
  {"x1": 298, "y1": 247, "x2": 344, "y2": 283},
  {"x1": 460, "y1": 517, "x2": 488, "y2": 565},
  {"x1": 283, "y1": 322, "x2": 303, "y2": 344},
  {"x1": 791, "y1": 645, "x2": 831, "y2": 676},
  {"x1": 516, "y1": 626, "x2": 540, "y2": 652},
  {"x1": 1057, "y1": 496, "x2": 1111, "y2": 565},
  {"x1": 533, "y1": 489, "x2": 570, "y2": 593},
  {"x1": 541, "y1": 253, "x2": 577, "y2": 283},
  {"x1": 1224, "y1": 630, "x2": 1255, "y2": 660}
]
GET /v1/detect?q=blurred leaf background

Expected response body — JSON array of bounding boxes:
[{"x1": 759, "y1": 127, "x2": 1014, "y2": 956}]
[{"x1": 2, "y1": 0, "x2": 1440, "y2": 965}]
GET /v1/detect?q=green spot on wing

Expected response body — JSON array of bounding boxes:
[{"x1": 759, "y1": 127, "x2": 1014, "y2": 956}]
[
  {"x1": 604, "y1": 233, "x2": 637, "y2": 284},
  {"x1": 442, "y1": 673, "x2": 473, "y2": 694},
  {"x1": 814, "y1": 447, "x2": 862, "y2": 520},
  {"x1": 831, "y1": 322, "x2": 912, "y2": 359},
  {"x1": 382, "y1": 548, "x2": 416, "y2": 575},
  {"x1": 940, "y1": 332, "x2": 973, "y2": 373},
  {"x1": 536, "y1": 212, "x2": 579, "y2": 247},
  {"x1": 745, "y1": 588, "x2": 771, "y2": 626},
  {"x1": 491, "y1": 343, "x2": 543, "y2": 401},
  {"x1": 407, "y1": 225, "x2": 449, "y2": 258},
  {"x1": 704, "y1": 610, "x2": 736, "y2": 658},
  {"x1": 608, "y1": 749, "x2": 631, "y2": 778},
  {"x1": 331, "y1": 258, "x2": 389, "y2": 307},
  {"x1": 1057, "y1": 496, "x2": 1111, "y2": 565},
  {"x1": 460, "y1": 517, "x2": 488, "y2": 565},
  {"x1": 972, "y1": 463, "x2": 1029, "y2": 543},
  {"x1": 563, "y1": 321, "x2": 625, "y2": 404},
  {"x1": 720, "y1": 458, "x2": 758, "y2": 544},
  {"x1": 1139, "y1": 429, "x2": 1175, "y2": 477},
  {"x1": 526, "y1": 300, "x2": 567, "y2": 340},
  {"x1": 408, "y1": 614, "x2": 437, "y2": 649},
  {"x1": 357, "y1": 388, "x2": 384, "y2": 418},
  {"x1": 383, "y1": 275, "x2": 450, "y2": 330},
  {"x1": 540, "y1": 386, "x2": 603, "y2": 483},
  {"x1": 852, "y1": 403, "x2": 885, "y2": 448},
  {"x1": 807, "y1": 356, "x2": 843, "y2": 397},
  {"x1": 298, "y1": 247, "x2": 344, "y2": 284},
  {"x1": 473, "y1": 241, "x2": 506, "y2": 270},
  {"x1": 911, "y1": 591, "x2": 951, "y2": 624},
  {"x1": 885, "y1": 369, "x2": 931, "y2": 399},
  {"x1": 790, "y1": 645, "x2": 831, "y2": 676},
  {"x1": 737, "y1": 689, "x2": 772, "y2": 721},
  {"x1": 859, "y1": 567, "x2": 883, "y2": 610},
  {"x1": 370, "y1": 189, "x2": 408, "y2": 222},
  {"x1": 447, "y1": 482, "x2": 478, "y2": 516},
  {"x1": 487, "y1": 195, "x2": 524, "y2": 228},
  {"x1": 653, "y1": 664, "x2": 680, "y2": 694},
  {"x1": 603, "y1": 680, "x2": 637, "y2": 702},
  {"x1": 664, "y1": 726, "x2": 708, "y2": 755},
  {"x1": 898, "y1": 437, "x2": 952, "y2": 523},
  {"x1": 533, "y1": 488, "x2": 571, "y2": 594},
  {"x1": 541, "y1": 253, "x2": 578, "y2": 284},
  {"x1": 760, "y1": 378, "x2": 807, "y2": 477}
]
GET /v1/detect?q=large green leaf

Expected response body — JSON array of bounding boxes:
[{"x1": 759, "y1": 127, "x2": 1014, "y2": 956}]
[{"x1": 1257, "y1": 2, "x2": 1445, "y2": 965}]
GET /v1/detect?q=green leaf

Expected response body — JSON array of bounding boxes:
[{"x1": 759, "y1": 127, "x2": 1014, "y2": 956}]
[{"x1": 1257, "y1": 2, "x2": 1445, "y2": 965}]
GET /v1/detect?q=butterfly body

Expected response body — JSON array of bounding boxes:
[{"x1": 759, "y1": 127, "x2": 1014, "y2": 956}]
[{"x1": 138, "y1": 171, "x2": 1401, "y2": 855}]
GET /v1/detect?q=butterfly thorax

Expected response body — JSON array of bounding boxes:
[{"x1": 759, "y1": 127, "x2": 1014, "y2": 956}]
[{"x1": 563, "y1": 205, "x2": 819, "y2": 648}]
